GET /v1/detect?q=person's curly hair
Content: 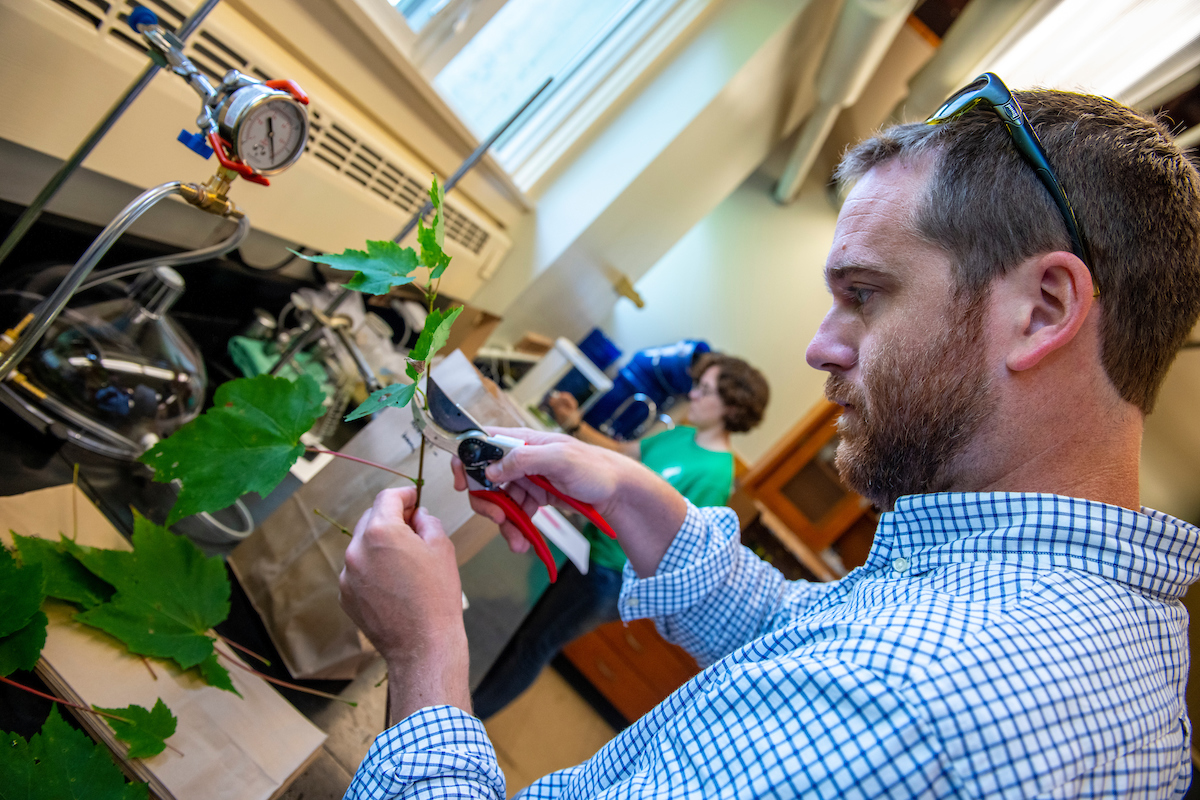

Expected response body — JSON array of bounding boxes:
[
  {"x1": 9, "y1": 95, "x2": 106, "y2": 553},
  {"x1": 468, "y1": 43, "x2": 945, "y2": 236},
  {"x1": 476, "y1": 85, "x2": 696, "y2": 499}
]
[{"x1": 690, "y1": 352, "x2": 770, "y2": 433}]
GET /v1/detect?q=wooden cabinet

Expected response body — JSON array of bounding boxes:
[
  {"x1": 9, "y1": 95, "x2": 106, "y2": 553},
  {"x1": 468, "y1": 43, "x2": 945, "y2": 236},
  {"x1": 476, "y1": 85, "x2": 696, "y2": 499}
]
[
  {"x1": 740, "y1": 399, "x2": 878, "y2": 574},
  {"x1": 561, "y1": 618, "x2": 699, "y2": 723}
]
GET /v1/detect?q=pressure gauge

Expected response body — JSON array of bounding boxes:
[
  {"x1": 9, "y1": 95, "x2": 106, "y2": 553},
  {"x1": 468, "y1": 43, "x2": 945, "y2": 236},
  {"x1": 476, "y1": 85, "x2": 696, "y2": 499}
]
[{"x1": 215, "y1": 84, "x2": 309, "y2": 176}]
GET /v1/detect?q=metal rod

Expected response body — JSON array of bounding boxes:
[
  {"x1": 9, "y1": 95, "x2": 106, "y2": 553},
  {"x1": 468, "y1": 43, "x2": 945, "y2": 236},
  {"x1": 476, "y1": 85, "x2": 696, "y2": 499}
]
[
  {"x1": 270, "y1": 77, "x2": 554, "y2": 375},
  {"x1": 0, "y1": 0, "x2": 222, "y2": 267}
]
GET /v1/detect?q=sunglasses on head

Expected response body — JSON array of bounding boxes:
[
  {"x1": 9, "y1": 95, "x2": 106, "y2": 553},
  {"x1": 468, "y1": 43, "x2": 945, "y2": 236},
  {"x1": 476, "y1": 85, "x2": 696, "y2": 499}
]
[{"x1": 927, "y1": 72, "x2": 1097, "y2": 297}]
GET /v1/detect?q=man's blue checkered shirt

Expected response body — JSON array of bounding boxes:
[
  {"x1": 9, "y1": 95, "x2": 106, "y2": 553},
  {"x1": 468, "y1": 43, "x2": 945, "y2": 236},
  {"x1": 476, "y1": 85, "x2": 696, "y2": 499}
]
[{"x1": 345, "y1": 492, "x2": 1200, "y2": 798}]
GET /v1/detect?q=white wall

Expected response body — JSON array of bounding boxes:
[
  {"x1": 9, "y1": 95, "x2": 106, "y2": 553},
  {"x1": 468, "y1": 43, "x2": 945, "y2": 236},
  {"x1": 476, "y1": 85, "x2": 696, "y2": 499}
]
[{"x1": 600, "y1": 169, "x2": 839, "y2": 464}]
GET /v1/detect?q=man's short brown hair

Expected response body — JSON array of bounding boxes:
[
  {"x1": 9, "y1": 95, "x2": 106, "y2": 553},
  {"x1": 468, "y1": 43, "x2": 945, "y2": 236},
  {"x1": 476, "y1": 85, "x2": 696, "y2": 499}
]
[
  {"x1": 836, "y1": 90, "x2": 1200, "y2": 414},
  {"x1": 691, "y1": 352, "x2": 770, "y2": 433}
]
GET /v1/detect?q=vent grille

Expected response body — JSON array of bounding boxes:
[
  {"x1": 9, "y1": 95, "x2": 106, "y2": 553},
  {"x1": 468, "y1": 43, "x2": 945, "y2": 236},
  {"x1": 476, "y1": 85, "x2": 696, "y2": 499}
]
[{"x1": 47, "y1": 0, "x2": 492, "y2": 257}]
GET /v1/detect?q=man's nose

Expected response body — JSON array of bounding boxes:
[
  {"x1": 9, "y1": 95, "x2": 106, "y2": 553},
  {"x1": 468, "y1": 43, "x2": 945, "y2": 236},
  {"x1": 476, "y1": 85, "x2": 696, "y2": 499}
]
[{"x1": 806, "y1": 310, "x2": 856, "y2": 373}]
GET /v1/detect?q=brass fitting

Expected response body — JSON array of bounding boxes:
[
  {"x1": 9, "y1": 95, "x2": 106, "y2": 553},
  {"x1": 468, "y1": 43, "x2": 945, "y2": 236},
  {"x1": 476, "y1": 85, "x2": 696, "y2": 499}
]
[
  {"x1": 179, "y1": 168, "x2": 245, "y2": 218},
  {"x1": 0, "y1": 312, "x2": 34, "y2": 357}
]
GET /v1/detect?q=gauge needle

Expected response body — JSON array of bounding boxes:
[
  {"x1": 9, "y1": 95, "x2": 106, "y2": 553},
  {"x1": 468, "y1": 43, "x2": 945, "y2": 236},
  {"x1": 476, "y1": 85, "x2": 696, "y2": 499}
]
[{"x1": 267, "y1": 117, "x2": 275, "y2": 161}]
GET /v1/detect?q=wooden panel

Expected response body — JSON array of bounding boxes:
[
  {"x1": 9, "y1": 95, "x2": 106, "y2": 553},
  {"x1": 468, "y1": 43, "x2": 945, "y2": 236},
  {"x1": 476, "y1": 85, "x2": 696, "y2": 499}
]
[
  {"x1": 562, "y1": 628, "x2": 664, "y2": 722},
  {"x1": 594, "y1": 619, "x2": 699, "y2": 698}
]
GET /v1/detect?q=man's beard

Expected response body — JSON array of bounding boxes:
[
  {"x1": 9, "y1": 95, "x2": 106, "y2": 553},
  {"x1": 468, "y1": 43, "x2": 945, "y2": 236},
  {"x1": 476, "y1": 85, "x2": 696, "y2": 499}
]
[{"x1": 825, "y1": 293, "x2": 993, "y2": 511}]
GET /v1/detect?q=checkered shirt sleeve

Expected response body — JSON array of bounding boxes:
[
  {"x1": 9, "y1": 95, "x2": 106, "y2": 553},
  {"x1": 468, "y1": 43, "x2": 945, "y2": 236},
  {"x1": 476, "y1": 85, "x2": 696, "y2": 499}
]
[
  {"x1": 344, "y1": 706, "x2": 505, "y2": 799},
  {"x1": 345, "y1": 492, "x2": 1200, "y2": 799}
]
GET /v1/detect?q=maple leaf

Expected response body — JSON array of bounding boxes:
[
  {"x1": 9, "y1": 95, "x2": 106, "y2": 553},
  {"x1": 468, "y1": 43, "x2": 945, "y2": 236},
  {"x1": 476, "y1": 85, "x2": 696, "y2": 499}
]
[
  {"x1": 66, "y1": 512, "x2": 236, "y2": 694},
  {"x1": 0, "y1": 546, "x2": 44, "y2": 638},
  {"x1": 0, "y1": 706, "x2": 148, "y2": 800},
  {"x1": 93, "y1": 698, "x2": 177, "y2": 760},
  {"x1": 138, "y1": 374, "x2": 326, "y2": 525},
  {"x1": 404, "y1": 305, "x2": 464, "y2": 382},
  {"x1": 344, "y1": 381, "x2": 418, "y2": 422},
  {"x1": 13, "y1": 534, "x2": 113, "y2": 608},
  {"x1": 417, "y1": 177, "x2": 451, "y2": 279},
  {"x1": 290, "y1": 240, "x2": 419, "y2": 295},
  {"x1": 0, "y1": 612, "x2": 48, "y2": 678},
  {"x1": 0, "y1": 546, "x2": 47, "y2": 677}
]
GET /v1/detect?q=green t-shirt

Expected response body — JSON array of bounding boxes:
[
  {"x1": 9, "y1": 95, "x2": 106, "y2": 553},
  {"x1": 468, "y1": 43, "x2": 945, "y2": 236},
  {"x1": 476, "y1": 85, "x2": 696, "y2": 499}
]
[{"x1": 585, "y1": 426, "x2": 735, "y2": 571}]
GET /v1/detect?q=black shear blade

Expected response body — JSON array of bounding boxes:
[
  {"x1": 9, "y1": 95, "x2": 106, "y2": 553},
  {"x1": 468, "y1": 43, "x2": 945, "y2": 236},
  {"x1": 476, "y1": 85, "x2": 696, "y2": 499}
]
[{"x1": 426, "y1": 377, "x2": 484, "y2": 434}]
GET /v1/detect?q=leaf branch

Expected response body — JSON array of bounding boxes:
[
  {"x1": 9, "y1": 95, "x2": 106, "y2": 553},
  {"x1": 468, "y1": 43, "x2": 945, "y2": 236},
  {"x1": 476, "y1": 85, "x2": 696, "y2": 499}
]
[
  {"x1": 304, "y1": 447, "x2": 419, "y2": 483},
  {"x1": 0, "y1": 675, "x2": 132, "y2": 724}
]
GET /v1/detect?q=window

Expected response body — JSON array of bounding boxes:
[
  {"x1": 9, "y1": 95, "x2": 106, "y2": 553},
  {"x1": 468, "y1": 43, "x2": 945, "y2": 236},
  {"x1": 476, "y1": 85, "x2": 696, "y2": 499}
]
[{"x1": 379, "y1": 0, "x2": 714, "y2": 189}]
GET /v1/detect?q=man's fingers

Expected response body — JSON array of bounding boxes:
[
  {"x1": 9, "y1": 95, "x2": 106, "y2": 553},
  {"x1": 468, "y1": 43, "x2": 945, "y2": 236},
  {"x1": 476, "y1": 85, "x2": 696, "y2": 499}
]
[
  {"x1": 410, "y1": 507, "x2": 447, "y2": 543},
  {"x1": 352, "y1": 506, "x2": 374, "y2": 540},
  {"x1": 467, "y1": 492, "x2": 508, "y2": 527},
  {"x1": 499, "y1": 524, "x2": 531, "y2": 554},
  {"x1": 370, "y1": 486, "x2": 413, "y2": 531}
]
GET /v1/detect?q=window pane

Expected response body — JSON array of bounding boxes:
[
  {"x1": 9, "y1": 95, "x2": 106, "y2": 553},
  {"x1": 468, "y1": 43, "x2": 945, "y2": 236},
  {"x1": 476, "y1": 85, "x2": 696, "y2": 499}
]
[
  {"x1": 434, "y1": 0, "x2": 632, "y2": 141},
  {"x1": 392, "y1": 0, "x2": 447, "y2": 33}
]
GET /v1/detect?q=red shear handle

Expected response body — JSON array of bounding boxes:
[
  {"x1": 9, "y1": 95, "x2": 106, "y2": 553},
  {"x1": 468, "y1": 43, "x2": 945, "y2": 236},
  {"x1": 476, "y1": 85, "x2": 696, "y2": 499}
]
[
  {"x1": 470, "y1": 489, "x2": 558, "y2": 583},
  {"x1": 527, "y1": 475, "x2": 617, "y2": 539}
]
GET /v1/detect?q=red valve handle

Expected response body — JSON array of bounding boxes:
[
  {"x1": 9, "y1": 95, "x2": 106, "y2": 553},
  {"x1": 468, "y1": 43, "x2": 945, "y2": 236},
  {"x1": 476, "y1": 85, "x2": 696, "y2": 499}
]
[
  {"x1": 265, "y1": 79, "x2": 309, "y2": 105},
  {"x1": 206, "y1": 131, "x2": 270, "y2": 186}
]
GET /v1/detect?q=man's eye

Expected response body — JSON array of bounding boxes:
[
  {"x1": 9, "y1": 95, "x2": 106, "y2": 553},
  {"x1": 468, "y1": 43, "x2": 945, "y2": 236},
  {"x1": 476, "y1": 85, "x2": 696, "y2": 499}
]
[{"x1": 850, "y1": 287, "x2": 874, "y2": 306}]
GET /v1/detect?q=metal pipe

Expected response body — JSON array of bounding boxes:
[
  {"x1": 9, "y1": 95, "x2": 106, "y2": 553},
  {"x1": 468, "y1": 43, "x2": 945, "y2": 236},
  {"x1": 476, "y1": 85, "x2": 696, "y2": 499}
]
[
  {"x1": 270, "y1": 76, "x2": 554, "y2": 374},
  {"x1": 0, "y1": 0, "x2": 222, "y2": 267},
  {"x1": 0, "y1": 182, "x2": 184, "y2": 381},
  {"x1": 331, "y1": 326, "x2": 383, "y2": 394}
]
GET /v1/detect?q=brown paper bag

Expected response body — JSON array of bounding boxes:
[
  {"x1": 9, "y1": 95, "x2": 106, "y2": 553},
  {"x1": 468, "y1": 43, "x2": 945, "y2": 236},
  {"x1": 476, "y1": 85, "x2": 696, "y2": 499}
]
[
  {"x1": 228, "y1": 351, "x2": 525, "y2": 680},
  {"x1": 0, "y1": 485, "x2": 326, "y2": 800}
]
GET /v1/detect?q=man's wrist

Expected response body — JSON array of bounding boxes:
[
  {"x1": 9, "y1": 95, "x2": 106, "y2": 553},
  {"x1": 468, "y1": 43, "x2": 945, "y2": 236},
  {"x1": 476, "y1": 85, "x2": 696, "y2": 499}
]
[{"x1": 384, "y1": 631, "x2": 471, "y2": 724}]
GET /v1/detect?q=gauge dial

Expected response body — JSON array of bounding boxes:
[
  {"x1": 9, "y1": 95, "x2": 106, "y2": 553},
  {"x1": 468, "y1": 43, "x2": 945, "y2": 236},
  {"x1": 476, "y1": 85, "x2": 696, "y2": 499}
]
[{"x1": 236, "y1": 95, "x2": 307, "y2": 174}]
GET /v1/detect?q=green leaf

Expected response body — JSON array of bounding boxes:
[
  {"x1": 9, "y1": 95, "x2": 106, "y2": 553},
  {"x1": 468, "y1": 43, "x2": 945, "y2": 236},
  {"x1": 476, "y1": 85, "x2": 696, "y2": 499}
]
[
  {"x1": 68, "y1": 513, "x2": 235, "y2": 693},
  {"x1": 194, "y1": 651, "x2": 237, "y2": 695},
  {"x1": 0, "y1": 547, "x2": 44, "y2": 638},
  {"x1": 404, "y1": 305, "x2": 464, "y2": 381},
  {"x1": 416, "y1": 176, "x2": 452, "y2": 279},
  {"x1": 344, "y1": 382, "x2": 418, "y2": 422},
  {"x1": 0, "y1": 706, "x2": 148, "y2": 800},
  {"x1": 138, "y1": 374, "x2": 326, "y2": 525},
  {"x1": 13, "y1": 534, "x2": 113, "y2": 609},
  {"x1": 0, "y1": 612, "x2": 47, "y2": 678},
  {"x1": 93, "y1": 699, "x2": 177, "y2": 760},
  {"x1": 290, "y1": 240, "x2": 419, "y2": 295}
]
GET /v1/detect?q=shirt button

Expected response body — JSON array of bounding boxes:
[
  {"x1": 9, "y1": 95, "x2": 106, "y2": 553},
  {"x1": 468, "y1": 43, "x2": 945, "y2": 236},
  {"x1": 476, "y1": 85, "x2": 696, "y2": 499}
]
[
  {"x1": 627, "y1": 598, "x2": 639, "y2": 608},
  {"x1": 892, "y1": 557, "x2": 909, "y2": 574}
]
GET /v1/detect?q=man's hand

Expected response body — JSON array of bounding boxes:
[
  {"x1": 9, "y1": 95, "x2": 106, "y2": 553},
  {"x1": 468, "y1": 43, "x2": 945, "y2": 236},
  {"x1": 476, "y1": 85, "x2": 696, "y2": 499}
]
[
  {"x1": 453, "y1": 428, "x2": 688, "y2": 578},
  {"x1": 339, "y1": 487, "x2": 471, "y2": 723},
  {"x1": 547, "y1": 391, "x2": 582, "y2": 430}
]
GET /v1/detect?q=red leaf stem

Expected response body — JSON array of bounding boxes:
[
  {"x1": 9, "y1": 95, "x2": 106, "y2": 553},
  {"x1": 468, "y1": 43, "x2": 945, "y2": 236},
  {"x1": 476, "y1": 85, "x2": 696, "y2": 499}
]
[
  {"x1": 0, "y1": 675, "x2": 131, "y2": 723},
  {"x1": 304, "y1": 447, "x2": 417, "y2": 483},
  {"x1": 215, "y1": 648, "x2": 356, "y2": 706}
]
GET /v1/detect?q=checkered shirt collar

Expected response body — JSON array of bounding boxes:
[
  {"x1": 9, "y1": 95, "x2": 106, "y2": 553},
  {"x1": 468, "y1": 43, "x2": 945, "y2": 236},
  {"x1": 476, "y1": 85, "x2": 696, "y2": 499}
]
[{"x1": 866, "y1": 492, "x2": 1200, "y2": 601}]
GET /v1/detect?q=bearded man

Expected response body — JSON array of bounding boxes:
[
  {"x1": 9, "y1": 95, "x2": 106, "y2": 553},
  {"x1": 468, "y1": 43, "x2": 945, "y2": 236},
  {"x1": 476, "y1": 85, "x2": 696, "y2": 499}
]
[{"x1": 338, "y1": 77, "x2": 1200, "y2": 798}]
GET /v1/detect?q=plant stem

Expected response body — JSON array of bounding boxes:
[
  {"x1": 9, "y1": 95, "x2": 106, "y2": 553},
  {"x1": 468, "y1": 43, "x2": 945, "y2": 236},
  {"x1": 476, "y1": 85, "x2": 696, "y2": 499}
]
[
  {"x1": 139, "y1": 655, "x2": 157, "y2": 681},
  {"x1": 214, "y1": 633, "x2": 272, "y2": 666},
  {"x1": 305, "y1": 447, "x2": 418, "y2": 483},
  {"x1": 312, "y1": 507, "x2": 351, "y2": 537},
  {"x1": 415, "y1": 434, "x2": 427, "y2": 507},
  {"x1": 0, "y1": 676, "x2": 132, "y2": 723},
  {"x1": 215, "y1": 649, "x2": 356, "y2": 706}
]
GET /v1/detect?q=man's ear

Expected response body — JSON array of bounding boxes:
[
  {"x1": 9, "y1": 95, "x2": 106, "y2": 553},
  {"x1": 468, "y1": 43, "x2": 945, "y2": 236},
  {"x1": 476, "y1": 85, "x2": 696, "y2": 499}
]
[{"x1": 1004, "y1": 251, "x2": 1095, "y2": 372}]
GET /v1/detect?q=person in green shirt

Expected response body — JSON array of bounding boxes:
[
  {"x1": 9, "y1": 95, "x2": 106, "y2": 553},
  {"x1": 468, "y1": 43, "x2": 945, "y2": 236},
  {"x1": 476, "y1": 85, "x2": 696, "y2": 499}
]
[{"x1": 470, "y1": 351, "x2": 770, "y2": 720}]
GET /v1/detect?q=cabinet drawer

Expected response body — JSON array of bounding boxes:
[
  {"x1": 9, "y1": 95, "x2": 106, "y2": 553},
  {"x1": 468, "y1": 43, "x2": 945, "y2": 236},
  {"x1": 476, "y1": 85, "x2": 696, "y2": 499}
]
[
  {"x1": 562, "y1": 628, "x2": 664, "y2": 722},
  {"x1": 594, "y1": 619, "x2": 699, "y2": 698}
]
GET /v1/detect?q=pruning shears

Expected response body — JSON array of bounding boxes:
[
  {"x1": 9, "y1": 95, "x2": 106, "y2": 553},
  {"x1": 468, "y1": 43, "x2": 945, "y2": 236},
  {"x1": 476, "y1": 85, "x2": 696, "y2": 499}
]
[{"x1": 412, "y1": 377, "x2": 616, "y2": 582}]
